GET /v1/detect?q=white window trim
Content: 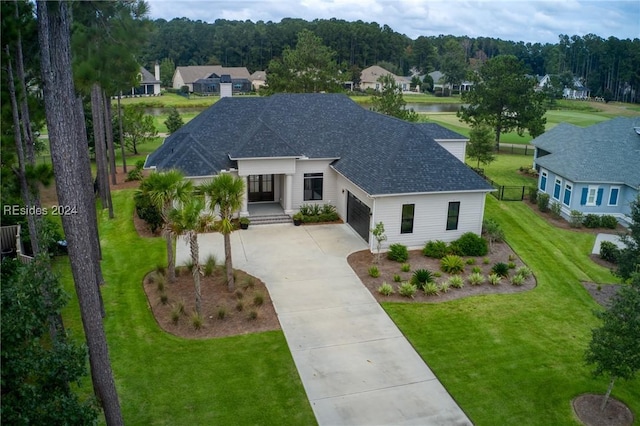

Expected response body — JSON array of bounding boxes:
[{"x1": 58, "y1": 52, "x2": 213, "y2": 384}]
[
  {"x1": 540, "y1": 171, "x2": 548, "y2": 191},
  {"x1": 553, "y1": 178, "x2": 562, "y2": 200},
  {"x1": 608, "y1": 186, "x2": 620, "y2": 206},
  {"x1": 563, "y1": 183, "x2": 572, "y2": 207},
  {"x1": 586, "y1": 186, "x2": 598, "y2": 206}
]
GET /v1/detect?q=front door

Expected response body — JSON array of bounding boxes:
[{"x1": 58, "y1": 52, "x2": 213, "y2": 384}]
[{"x1": 248, "y1": 174, "x2": 274, "y2": 202}]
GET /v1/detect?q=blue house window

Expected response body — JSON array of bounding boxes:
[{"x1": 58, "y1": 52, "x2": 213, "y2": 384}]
[
  {"x1": 540, "y1": 171, "x2": 547, "y2": 191},
  {"x1": 563, "y1": 183, "x2": 572, "y2": 206},
  {"x1": 553, "y1": 178, "x2": 562, "y2": 200},
  {"x1": 609, "y1": 187, "x2": 620, "y2": 206}
]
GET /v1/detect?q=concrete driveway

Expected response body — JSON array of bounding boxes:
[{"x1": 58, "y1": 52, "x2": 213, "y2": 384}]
[{"x1": 177, "y1": 224, "x2": 471, "y2": 425}]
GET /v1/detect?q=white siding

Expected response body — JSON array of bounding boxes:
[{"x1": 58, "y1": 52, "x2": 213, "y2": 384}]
[
  {"x1": 237, "y1": 158, "x2": 296, "y2": 176},
  {"x1": 373, "y1": 192, "x2": 487, "y2": 251},
  {"x1": 291, "y1": 160, "x2": 338, "y2": 209},
  {"x1": 436, "y1": 140, "x2": 467, "y2": 162}
]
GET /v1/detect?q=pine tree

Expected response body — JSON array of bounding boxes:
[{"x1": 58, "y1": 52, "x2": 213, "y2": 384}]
[{"x1": 164, "y1": 107, "x2": 184, "y2": 134}]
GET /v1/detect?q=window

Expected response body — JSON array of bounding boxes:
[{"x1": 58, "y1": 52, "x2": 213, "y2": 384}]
[
  {"x1": 581, "y1": 186, "x2": 603, "y2": 206},
  {"x1": 609, "y1": 187, "x2": 620, "y2": 206},
  {"x1": 553, "y1": 178, "x2": 562, "y2": 200},
  {"x1": 446, "y1": 202, "x2": 460, "y2": 231},
  {"x1": 563, "y1": 183, "x2": 572, "y2": 206},
  {"x1": 303, "y1": 173, "x2": 323, "y2": 201},
  {"x1": 401, "y1": 204, "x2": 415, "y2": 234},
  {"x1": 540, "y1": 171, "x2": 547, "y2": 191},
  {"x1": 586, "y1": 187, "x2": 597, "y2": 205}
]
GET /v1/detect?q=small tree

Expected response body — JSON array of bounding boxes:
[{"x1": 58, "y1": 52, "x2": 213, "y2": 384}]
[
  {"x1": 122, "y1": 104, "x2": 157, "y2": 154},
  {"x1": 482, "y1": 218, "x2": 504, "y2": 252},
  {"x1": 371, "y1": 74, "x2": 418, "y2": 122},
  {"x1": 164, "y1": 107, "x2": 183, "y2": 134},
  {"x1": 371, "y1": 221, "x2": 387, "y2": 264},
  {"x1": 467, "y1": 123, "x2": 496, "y2": 167},
  {"x1": 584, "y1": 273, "x2": 640, "y2": 411},
  {"x1": 615, "y1": 194, "x2": 640, "y2": 281}
]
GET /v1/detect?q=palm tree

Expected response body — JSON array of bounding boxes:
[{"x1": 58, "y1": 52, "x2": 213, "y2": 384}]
[
  {"x1": 200, "y1": 174, "x2": 245, "y2": 292},
  {"x1": 168, "y1": 197, "x2": 213, "y2": 317},
  {"x1": 140, "y1": 170, "x2": 193, "y2": 282}
]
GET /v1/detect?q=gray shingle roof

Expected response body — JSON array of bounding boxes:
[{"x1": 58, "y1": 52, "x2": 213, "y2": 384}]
[
  {"x1": 145, "y1": 94, "x2": 492, "y2": 195},
  {"x1": 532, "y1": 117, "x2": 640, "y2": 187},
  {"x1": 416, "y1": 123, "x2": 467, "y2": 140}
]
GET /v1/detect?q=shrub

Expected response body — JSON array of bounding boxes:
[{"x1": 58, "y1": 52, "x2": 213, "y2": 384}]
[
  {"x1": 134, "y1": 190, "x2": 163, "y2": 233},
  {"x1": 191, "y1": 312, "x2": 203, "y2": 329},
  {"x1": 508, "y1": 262, "x2": 517, "y2": 269},
  {"x1": 549, "y1": 201, "x2": 562, "y2": 219},
  {"x1": 423, "y1": 240, "x2": 448, "y2": 258},
  {"x1": 447, "y1": 275, "x2": 464, "y2": 288},
  {"x1": 126, "y1": 160, "x2": 145, "y2": 182},
  {"x1": 508, "y1": 254, "x2": 517, "y2": 262},
  {"x1": 378, "y1": 282, "x2": 395, "y2": 296},
  {"x1": 583, "y1": 214, "x2": 601, "y2": 228},
  {"x1": 482, "y1": 218, "x2": 505, "y2": 245},
  {"x1": 253, "y1": 293, "x2": 264, "y2": 306},
  {"x1": 433, "y1": 271, "x2": 442, "y2": 278},
  {"x1": 471, "y1": 266, "x2": 482, "y2": 274},
  {"x1": 387, "y1": 243, "x2": 409, "y2": 262},
  {"x1": 510, "y1": 274, "x2": 525, "y2": 286},
  {"x1": 440, "y1": 255, "x2": 465, "y2": 274},
  {"x1": 368, "y1": 265, "x2": 380, "y2": 278},
  {"x1": 170, "y1": 306, "x2": 181, "y2": 325},
  {"x1": 466, "y1": 258, "x2": 475, "y2": 265},
  {"x1": 248, "y1": 310, "x2": 258, "y2": 320},
  {"x1": 398, "y1": 282, "x2": 417, "y2": 298},
  {"x1": 243, "y1": 276, "x2": 255, "y2": 289},
  {"x1": 600, "y1": 215, "x2": 618, "y2": 229},
  {"x1": 515, "y1": 266, "x2": 532, "y2": 279},
  {"x1": 452, "y1": 232, "x2": 488, "y2": 256},
  {"x1": 423, "y1": 282, "x2": 440, "y2": 296},
  {"x1": 155, "y1": 273, "x2": 166, "y2": 291},
  {"x1": 570, "y1": 210, "x2": 584, "y2": 228},
  {"x1": 467, "y1": 272, "x2": 485, "y2": 286},
  {"x1": 439, "y1": 281, "x2": 451, "y2": 293},
  {"x1": 393, "y1": 274, "x2": 402, "y2": 282},
  {"x1": 482, "y1": 257, "x2": 491, "y2": 265},
  {"x1": 217, "y1": 308, "x2": 227, "y2": 320},
  {"x1": 599, "y1": 241, "x2": 620, "y2": 263},
  {"x1": 411, "y1": 269, "x2": 434, "y2": 289},
  {"x1": 488, "y1": 273, "x2": 502, "y2": 285},
  {"x1": 400, "y1": 263, "x2": 411, "y2": 272},
  {"x1": 236, "y1": 301, "x2": 244, "y2": 312},
  {"x1": 175, "y1": 300, "x2": 185, "y2": 315},
  {"x1": 159, "y1": 291, "x2": 169, "y2": 304},
  {"x1": 235, "y1": 290, "x2": 244, "y2": 300},
  {"x1": 204, "y1": 255, "x2": 216, "y2": 276},
  {"x1": 528, "y1": 187, "x2": 538, "y2": 204},
  {"x1": 491, "y1": 262, "x2": 510, "y2": 277},
  {"x1": 537, "y1": 192, "x2": 550, "y2": 212}
]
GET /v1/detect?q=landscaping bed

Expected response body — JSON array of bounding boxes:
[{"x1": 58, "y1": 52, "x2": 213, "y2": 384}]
[{"x1": 348, "y1": 240, "x2": 536, "y2": 303}]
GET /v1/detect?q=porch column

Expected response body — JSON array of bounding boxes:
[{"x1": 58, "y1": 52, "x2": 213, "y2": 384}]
[
  {"x1": 284, "y1": 173, "x2": 293, "y2": 215},
  {"x1": 240, "y1": 177, "x2": 249, "y2": 217}
]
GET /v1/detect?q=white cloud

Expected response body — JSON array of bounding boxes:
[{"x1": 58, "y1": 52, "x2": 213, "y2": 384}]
[{"x1": 145, "y1": 0, "x2": 640, "y2": 43}]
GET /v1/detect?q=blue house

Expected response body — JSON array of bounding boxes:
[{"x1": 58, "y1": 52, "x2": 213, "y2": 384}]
[{"x1": 532, "y1": 117, "x2": 640, "y2": 226}]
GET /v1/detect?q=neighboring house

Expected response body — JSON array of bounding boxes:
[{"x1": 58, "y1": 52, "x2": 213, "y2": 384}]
[
  {"x1": 563, "y1": 77, "x2": 589, "y2": 99},
  {"x1": 192, "y1": 73, "x2": 251, "y2": 95},
  {"x1": 249, "y1": 70, "x2": 266, "y2": 91},
  {"x1": 360, "y1": 65, "x2": 411, "y2": 92},
  {"x1": 428, "y1": 70, "x2": 473, "y2": 93},
  {"x1": 532, "y1": 117, "x2": 640, "y2": 226},
  {"x1": 172, "y1": 65, "x2": 250, "y2": 92},
  {"x1": 130, "y1": 63, "x2": 161, "y2": 96},
  {"x1": 145, "y1": 94, "x2": 493, "y2": 252},
  {"x1": 534, "y1": 74, "x2": 552, "y2": 92}
]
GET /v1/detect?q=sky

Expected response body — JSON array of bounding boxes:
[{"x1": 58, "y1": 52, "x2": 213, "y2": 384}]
[{"x1": 145, "y1": 0, "x2": 640, "y2": 44}]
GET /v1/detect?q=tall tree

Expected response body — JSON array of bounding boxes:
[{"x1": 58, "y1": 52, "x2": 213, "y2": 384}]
[
  {"x1": 467, "y1": 123, "x2": 496, "y2": 168},
  {"x1": 371, "y1": 74, "x2": 418, "y2": 122},
  {"x1": 585, "y1": 273, "x2": 640, "y2": 411},
  {"x1": 159, "y1": 57, "x2": 175, "y2": 87},
  {"x1": 121, "y1": 105, "x2": 158, "y2": 154},
  {"x1": 201, "y1": 174, "x2": 245, "y2": 292},
  {"x1": 168, "y1": 197, "x2": 214, "y2": 316},
  {"x1": 264, "y1": 29, "x2": 346, "y2": 94},
  {"x1": 615, "y1": 195, "x2": 640, "y2": 281},
  {"x1": 141, "y1": 170, "x2": 193, "y2": 283},
  {"x1": 36, "y1": 1, "x2": 123, "y2": 424},
  {"x1": 441, "y1": 39, "x2": 467, "y2": 92},
  {"x1": 458, "y1": 55, "x2": 547, "y2": 148}
]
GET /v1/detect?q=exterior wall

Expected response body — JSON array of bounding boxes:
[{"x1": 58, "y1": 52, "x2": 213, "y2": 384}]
[
  {"x1": 537, "y1": 167, "x2": 635, "y2": 223},
  {"x1": 172, "y1": 69, "x2": 185, "y2": 90},
  {"x1": 290, "y1": 160, "x2": 338, "y2": 210},
  {"x1": 237, "y1": 158, "x2": 296, "y2": 176},
  {"x1": 436, "y1": 140, "x2": 467, "y2": 162},
  {"x1": 372, "y1": 192, "x2": 487, "y2": 252}
]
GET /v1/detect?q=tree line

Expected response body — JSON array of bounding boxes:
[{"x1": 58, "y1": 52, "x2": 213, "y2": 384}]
[{"x1": 143, "y1": 17, "x2": 640, "y2": 102}]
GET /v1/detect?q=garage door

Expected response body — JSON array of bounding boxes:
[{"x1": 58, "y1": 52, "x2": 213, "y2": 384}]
[{"x1": 347, "y1": 191, "x2": 371, "y2": 243}]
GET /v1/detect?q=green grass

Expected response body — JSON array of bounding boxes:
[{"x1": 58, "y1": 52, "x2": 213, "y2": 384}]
[
  {"x1": 152, "y1": 112, "x2": 198, "y2": 134},
  {"x1": 350, "y1": 93, "x2": 463, "y2": 105},
  {"x1": 58, "y1": 191, "x2": 315, "y2": 425},
  {"x1": 467, "y1": 154, "x2": 538, "y2": 187},
  {"x1": 383, "y1": 197, "x2": 639, "y2": 425}
]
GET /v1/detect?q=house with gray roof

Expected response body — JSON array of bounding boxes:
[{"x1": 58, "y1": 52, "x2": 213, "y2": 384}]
[
  {"x1": 130, "y1": 64, "x2": 160, "y2": 96},
  {"x1": 532, "y1": 117, "x2": 640, "y2": 226},
  {"x1": 145, "y1": 93, "x2": 493, "y2": 251},
  {"x1": 172, "y1": 66, "x2": 250, "y2": 92}
]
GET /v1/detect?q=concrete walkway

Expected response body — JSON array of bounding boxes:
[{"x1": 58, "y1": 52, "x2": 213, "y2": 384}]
[
  {"x1": 177, "y1": 224, "x2": 471, "y2": 425},
  {"x1": 592, "y1": 233, "x2": 625, "y2": 255}
]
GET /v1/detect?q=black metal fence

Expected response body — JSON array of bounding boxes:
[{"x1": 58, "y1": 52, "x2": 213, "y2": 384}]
[
  {"x1": 472, "y1": 168, "x2": 531, "y2": 201},
  {"x1": 497, "y1": 144, "x2": 535, "y2": 155}
]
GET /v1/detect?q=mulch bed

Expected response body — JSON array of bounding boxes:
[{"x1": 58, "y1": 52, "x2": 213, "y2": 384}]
[
  {"x1": 348, "y1": 241, "x2": 536, "y2": 304},
  {"x1": 143, "y1": 266, "x2": 280, "y2": 339},
  {"x1": 572, "y1": 394, "x2": 634, "y2": 426}
]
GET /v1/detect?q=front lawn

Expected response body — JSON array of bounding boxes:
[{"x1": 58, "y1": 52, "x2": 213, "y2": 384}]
[
  {"x1": 59, "y1": 191, "x2": 315, "y2": 425},
  {"x1": 383, "y1": 197, "x2": 640, "y2": 425}
]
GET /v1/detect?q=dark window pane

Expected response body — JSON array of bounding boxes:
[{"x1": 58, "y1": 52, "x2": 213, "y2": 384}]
[
  {"x1": 447, "y1": 202, "x2": 460, "y2": 230},
  {"x1": 401, "y1": 204, "x2": 414, "y2": 234},
  {"x1": 304, "y1": 173, "x2": 323, "y2": 201}
]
